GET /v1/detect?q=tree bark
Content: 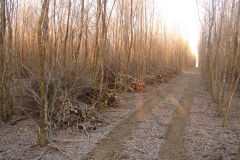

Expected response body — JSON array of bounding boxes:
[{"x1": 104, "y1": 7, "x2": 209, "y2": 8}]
[
  {"x1": 236, "y1": 141, "x2": 240, "y2": 160},
  {"x1": 84, "y1": 10, "x2": 89, "y2": 68},
  {"x1": 37, "y1": 0, "x2": 50, "y2": 147},
  {"x1": 0, "y1": 0, "x2": 6, "y2": 121},
  {"x1": 99, "y1": 0, "x2": 107, "y2": 102},
  {"x1": 93, "y1": 0, "x2": 101, "y2": 87},
  {"x1": 73, "y1": 0, "x2": 84, "y2": 75},
  {"x1": 125, "y1": 0, "x2": 133, "y2": 92},
  {"x1": 63, "y1": 0, "x2": 71, "y2": 68}
]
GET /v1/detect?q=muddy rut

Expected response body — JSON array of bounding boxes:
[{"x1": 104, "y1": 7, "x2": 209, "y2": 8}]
[{"x1": 83, "y1": 68, "x2": 197, "y2": 160}]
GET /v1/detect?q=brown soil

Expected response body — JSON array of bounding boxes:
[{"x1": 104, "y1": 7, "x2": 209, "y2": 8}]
[
  {"x1": 159, "y1": 70, "x2": 195, "y2": 160},
  {"x1": 82, "y1": 71, "x2": 180, "y2": 160},
  {"x1": 1, "y1": 68, "x2": 240, "y2": 160}
]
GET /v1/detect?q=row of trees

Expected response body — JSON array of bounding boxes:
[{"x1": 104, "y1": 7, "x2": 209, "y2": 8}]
[
  {"x1": 0, "y1": 0, "x2": 195, "y2": 146},
  {"x1": 198, "y1": 0, "x2": 240, "y2": 158},
  {"x1": 198, "y1": 0, "x2": 240, "y2": 126}
]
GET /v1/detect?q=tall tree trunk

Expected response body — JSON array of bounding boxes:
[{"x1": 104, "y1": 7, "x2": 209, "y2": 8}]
[
  {"x1": 99, "y1": 0, "x2": 107, "y2": 100},
  {"x1": 53, "y1": 0, "x2": 58, "y2": 70},
  {"x1": 37, "y1": 0, "x2": 50, "y2": 147},
  {"x1": 93, "y1": 0, "x2": 101, "y2": 87},
  {"x1": 84, "y1": 5, "x2": 89, "y2": 68},
  {"x1": 0, "y1": 0, "x2": 6, "y2": 121},
  {"x1": 5, "y1": 0, "x2": 14, "y2": 118},
  {"x1": 206, "y1": 0, "x2": 216, "y2": 100},
  {"x1": 73, "y1": 0, "x2": 84, "y2": 75},
  {"x1": 63, "y1": 0, "x2": 71, "y2": 68},
  {"x1": 236, "y1": 141, "x2": 240, "y2": 160},
  {"x1": 125, "y1": 0, "x2": 133, "y2": 92}
]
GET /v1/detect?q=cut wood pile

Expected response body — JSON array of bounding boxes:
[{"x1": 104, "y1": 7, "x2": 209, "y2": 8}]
[
  {"x1": 49, "y1": 87, "x2": 118, "y2": 130},
  {"x1": 103, "y1": 68, "x2": 177, "y2": 93},
  {"x1": 125, "y1": 77, "x2": 145, "y2": 93},
  {"x1": 145, "y1": 71, "x2": 177, "y2": 85},
  {"x1": 103, "y1": 67, "x2": 145, "y2": 93},
  {"x1": 114, "y1": 73, "x2": 145, "y2": 93}
]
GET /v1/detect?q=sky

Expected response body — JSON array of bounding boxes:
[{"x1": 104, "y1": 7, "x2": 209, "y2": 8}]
[{"x1": 155, "y1": 0, "x2": 201, "y2": 58}]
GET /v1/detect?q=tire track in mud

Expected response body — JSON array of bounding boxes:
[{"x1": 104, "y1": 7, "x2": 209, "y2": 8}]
[
  {"x1": 83, "y1": 73, "x2": 184, "y2": 160},
  {"x1": 120, "y1": 77, "x2": 189, "y2": 159},
  {"x1": 159, "y1": 69, "x2": 196, "y2": 160}
]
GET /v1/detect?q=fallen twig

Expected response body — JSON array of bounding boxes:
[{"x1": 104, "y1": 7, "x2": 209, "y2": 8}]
[{"x1": 47, "y1": 139, "x2": 74, "y2": 160}]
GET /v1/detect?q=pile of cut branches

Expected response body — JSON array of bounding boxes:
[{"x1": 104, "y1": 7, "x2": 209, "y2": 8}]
[
  {"x1": 49, "y1": 86, "x2": 118, "y2": 129},
  {"x1": 125, "y1": 77, "x2": 145, "y2": 93},
  {"x1": 114, "y1": 73, "x2": 145, "y2": 93},
  {"x1": 19, "y1": 70, "x2": 118, "y2": 130},
  {"x1": 103, "y1": 67, "x2": 145, "y2": 93},
  {"x1": 18, "y1": 67, "x2": 176, "y2": 130},
  {"x1": 145, "y1": 71, "x2": 177, "y2": 85}
]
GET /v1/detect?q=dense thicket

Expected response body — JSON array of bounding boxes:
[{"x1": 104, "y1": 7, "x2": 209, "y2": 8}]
[
  {"x1": 0, "y1": 0, "x2": 195, "y2": 145},
  {"x1": 198, "y1": 0, "x2": 240, "y2": 126},
  {"x1": 198, "y1": 1, "x2": 240, "y2": 157}
]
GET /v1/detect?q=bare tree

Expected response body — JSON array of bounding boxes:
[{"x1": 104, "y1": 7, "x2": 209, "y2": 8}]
[
  {"x1": 37, "y1": 0, "x2": 50, "y2": 147},
  {"x1": 0, "y1": 0, "x2": 6, "y2": 121},
  {"x1": 73, "y1": 0, "x2": 84, "y2": 75},
  {"x1": 99, "y1": 0, "x2": 107, "y2": 101},
  {"x1": 63, "y1": 0, "x2": 71, "y2": 68}
]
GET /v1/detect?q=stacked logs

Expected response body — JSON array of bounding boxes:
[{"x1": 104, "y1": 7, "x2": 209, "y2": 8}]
[
  {"x1": 114, "y1": 74, "x2": 145, "y2": 93},
  {"x1": 99, "y1": 89, "x2": 118, "y2": 107},
  {"x1": 126, "y1": 79, "x2": 145, "y2": 93},
  {"x1": 114, "y1": 71, "x2": 177, "y2": 93},
  {"x1": 145, "y1": 71, "x2": 177, "y2": 85}
]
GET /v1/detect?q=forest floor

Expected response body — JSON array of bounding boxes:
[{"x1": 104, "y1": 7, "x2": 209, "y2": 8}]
[{"x1": 0, "y1": 68, "x2": 240, "y2": 160}]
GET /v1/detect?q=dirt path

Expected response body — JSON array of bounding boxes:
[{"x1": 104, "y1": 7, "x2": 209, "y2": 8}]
[
  {"x1": 159, "y1": 70, "x2": 195, "y2": 160},
  {"x1": 83, "y1": 75, "x2": 179, "y2": 159},
  {"x1": 83, "y1": 68, "x2": 197, "y2": 160}
]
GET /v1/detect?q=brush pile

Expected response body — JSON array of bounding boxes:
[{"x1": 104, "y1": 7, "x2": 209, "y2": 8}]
[
  {"x1": 49, "y1": 87, "x2": 118, "y2": 129},
  {"x1": 20, "y1": 68, "x2": 177, "y2": 130}
]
